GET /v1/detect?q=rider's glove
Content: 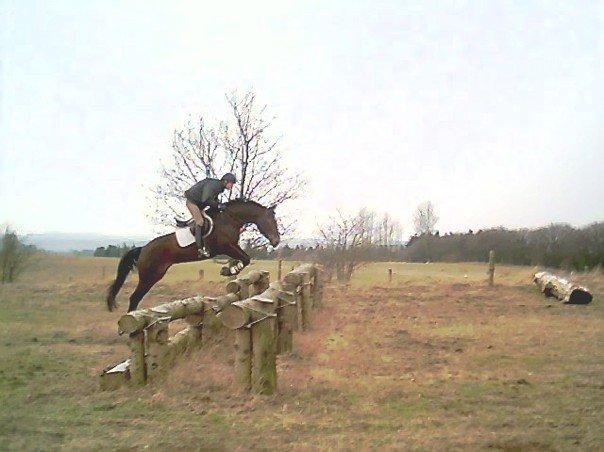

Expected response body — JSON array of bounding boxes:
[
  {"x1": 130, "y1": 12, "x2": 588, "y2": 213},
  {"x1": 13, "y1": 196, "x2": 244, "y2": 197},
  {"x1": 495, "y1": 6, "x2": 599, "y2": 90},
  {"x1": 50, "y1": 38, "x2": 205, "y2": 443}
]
[{"x1": 217, "y1": 203, "x2": 227, "y2": 211}]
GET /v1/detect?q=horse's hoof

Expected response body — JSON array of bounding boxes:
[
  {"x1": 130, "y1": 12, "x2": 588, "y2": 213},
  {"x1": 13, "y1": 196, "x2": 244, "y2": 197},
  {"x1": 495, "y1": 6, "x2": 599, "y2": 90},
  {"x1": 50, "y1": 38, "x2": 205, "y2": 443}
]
[{"x1": 220, "y1": 266, "x2": 231, "y2": 276}]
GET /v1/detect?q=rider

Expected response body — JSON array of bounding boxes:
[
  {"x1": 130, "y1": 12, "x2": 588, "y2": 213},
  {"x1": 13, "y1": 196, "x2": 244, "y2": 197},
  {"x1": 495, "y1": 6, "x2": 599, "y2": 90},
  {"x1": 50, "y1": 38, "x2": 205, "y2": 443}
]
[{"x1": 185, "y1": 173, "x2": 236, "y2": 257}]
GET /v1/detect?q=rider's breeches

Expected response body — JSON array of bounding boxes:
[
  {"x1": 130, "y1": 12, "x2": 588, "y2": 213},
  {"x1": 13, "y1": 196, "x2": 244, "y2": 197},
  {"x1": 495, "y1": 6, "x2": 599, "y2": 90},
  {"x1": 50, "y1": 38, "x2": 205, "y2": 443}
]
[
  {"x1": 186, "y1": 200, "x2": 204, "y2": 225},
  {"x1": 186, "y1": 200, "x2": 205, "y2": 250}
]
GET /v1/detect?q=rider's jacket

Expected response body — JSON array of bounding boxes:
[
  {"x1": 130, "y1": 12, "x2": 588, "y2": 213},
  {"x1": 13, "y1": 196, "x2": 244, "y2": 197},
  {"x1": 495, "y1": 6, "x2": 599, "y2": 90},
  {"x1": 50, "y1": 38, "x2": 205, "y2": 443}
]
[{"x1": 184, "y1": 178, "x2": 225, "y2": 209}]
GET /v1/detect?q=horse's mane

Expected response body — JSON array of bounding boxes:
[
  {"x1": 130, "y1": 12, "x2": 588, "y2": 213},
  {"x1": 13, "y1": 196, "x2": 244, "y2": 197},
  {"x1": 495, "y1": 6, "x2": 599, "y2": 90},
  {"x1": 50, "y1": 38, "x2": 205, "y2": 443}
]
[{"x1": 225, "y1": 198, "x2": 265, "y2": 209}]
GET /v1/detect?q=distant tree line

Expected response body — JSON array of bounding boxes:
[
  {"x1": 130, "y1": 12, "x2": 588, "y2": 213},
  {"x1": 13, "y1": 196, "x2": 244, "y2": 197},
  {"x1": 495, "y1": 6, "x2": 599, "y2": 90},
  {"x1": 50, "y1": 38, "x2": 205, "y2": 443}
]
[
  {"x1": 94, "y1": 243, "x2": 137, "y2": 258},
  {"x1": 246, "y1": 222, "x2": 603, "y2": 276},
  {"x1": 401, "y1": 222, "x2": 603, "y2": 269}
]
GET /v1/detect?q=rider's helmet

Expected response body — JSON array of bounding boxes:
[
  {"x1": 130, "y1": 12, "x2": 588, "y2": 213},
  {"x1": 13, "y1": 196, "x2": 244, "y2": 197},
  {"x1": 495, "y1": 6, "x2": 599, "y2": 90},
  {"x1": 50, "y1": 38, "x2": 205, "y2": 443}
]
[{"x1": 221, "y1": 173, "x2": 237, "y2": 184}]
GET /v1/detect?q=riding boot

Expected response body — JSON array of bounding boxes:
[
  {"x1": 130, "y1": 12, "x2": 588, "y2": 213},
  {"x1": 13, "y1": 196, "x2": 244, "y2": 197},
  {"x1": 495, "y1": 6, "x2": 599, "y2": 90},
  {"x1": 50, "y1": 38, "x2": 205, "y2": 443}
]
[{"x1": 195, "y1": 224, "x2": 209, "y2": 258}]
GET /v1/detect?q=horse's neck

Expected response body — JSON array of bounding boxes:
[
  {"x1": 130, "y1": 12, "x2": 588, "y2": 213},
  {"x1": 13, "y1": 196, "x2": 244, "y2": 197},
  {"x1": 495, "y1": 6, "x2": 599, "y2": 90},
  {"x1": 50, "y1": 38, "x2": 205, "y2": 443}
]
[{"x1": 226, "y1": 203, "x2": 263, "y2": 224}]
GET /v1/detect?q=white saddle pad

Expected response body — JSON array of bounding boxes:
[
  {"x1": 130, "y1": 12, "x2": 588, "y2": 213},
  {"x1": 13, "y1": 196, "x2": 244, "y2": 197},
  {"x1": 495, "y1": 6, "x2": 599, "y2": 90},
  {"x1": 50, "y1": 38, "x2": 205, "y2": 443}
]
[{"x1": 175, "y1": 227, "x2": 195, "y2": 247}]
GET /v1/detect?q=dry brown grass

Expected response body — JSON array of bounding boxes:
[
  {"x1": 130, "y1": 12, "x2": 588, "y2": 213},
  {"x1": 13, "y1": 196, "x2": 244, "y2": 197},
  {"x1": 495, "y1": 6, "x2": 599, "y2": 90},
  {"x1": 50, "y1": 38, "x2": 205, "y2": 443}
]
[{"x1": 0, "y1": 255, "x2": 602, "y2": 450}]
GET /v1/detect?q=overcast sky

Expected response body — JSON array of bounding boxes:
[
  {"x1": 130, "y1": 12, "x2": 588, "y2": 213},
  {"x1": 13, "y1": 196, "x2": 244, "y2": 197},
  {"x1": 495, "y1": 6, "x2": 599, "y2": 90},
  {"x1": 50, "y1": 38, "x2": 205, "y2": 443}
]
[{"x1": 1, "y1": 0, "x2": 602, "y2": 239}]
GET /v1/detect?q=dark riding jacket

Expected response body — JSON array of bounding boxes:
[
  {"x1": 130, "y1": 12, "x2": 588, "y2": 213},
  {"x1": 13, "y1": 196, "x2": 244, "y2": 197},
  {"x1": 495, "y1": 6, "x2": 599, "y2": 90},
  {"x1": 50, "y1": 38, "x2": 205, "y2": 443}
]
[{"x1": 185, "y1": 178, "x2": 225, "y2": 209}]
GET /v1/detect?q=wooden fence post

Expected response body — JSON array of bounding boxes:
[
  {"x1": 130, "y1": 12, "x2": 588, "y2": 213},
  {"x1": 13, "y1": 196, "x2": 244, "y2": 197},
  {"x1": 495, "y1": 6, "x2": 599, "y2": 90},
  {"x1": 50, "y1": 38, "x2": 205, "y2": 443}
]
[
  {"x1": 301, "y1": 272, "x2": 312, "y2": 327},
  {"x1": 221, "y1": 286, "x2": 281, "y2": 395},
  {"x1": 234, "y1": 326, "x2": 252, "y2": 392},
  {"x1": 198, "y1": 269, "x2": 204, "y2": 280},
  {"x1": 388, "y1": 268, "x2": 393, "y2": 284},
  {"x1": 145, "y1": 318, "x2": 170, "y2": 382},
  {"x1": 313, "y1": 268, "x2": 324, "y2": 308},
  {"x1": 488, "y1": 250, "x2": 495, "y2": 286},
  {"x1": 128, "y1": 331, "x2": 146, "y2": 385},
  {"x1": 271, "y1": 281, "x2": 295, "y2": 354},
  {"x1": 251, "y1": 312, "x2": 277, "y2": 395}
]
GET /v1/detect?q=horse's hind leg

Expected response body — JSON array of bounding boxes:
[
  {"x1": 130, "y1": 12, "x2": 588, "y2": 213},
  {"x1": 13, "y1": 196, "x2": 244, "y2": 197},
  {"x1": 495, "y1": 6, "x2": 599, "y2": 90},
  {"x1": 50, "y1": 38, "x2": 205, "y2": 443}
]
[
  {"x1": 127, "y1": 266, "x2": 170, "y2": 312},
  {"x1": 127, "y1": 281, "x2": 154, "y2": 312}
]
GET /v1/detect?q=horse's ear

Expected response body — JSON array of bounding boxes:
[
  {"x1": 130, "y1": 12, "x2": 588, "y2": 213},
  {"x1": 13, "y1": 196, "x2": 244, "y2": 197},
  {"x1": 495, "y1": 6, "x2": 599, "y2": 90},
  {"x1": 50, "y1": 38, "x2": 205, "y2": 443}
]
[{"x1": 269, "y1": 204, "x2": 276, "y2": 212}]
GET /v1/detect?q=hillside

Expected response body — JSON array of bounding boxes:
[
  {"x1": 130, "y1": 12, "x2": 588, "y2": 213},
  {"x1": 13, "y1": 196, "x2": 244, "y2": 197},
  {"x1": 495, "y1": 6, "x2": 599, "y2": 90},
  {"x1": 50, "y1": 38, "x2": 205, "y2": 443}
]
[{"x1": 24, "y1": 233, "x2": 152, "y2": 253}]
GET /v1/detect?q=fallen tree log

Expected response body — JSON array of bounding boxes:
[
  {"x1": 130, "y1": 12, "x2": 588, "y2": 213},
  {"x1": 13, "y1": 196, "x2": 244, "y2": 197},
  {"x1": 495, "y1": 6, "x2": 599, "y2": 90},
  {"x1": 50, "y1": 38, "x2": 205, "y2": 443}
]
[{"x1": 533, "y1": 271, "x2": 593, "y2": 304}]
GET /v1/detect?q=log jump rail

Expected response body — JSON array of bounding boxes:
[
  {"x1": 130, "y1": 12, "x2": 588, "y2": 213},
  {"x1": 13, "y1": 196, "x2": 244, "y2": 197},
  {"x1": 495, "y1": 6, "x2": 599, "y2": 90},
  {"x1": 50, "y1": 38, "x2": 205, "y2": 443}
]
[{"x1": 100, "y1": 264, "x2": 323, "y2": 395}]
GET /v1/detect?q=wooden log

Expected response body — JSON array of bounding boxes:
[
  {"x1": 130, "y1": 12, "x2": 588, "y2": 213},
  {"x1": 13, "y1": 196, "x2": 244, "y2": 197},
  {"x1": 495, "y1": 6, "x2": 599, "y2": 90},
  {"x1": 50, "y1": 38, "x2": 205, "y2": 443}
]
[
  {"x1": 219, "y1": 284, "x2": 283, "y2": 394},
  {"x1": 145, "y1": 316, "x2": 205, "y2": 382},
  {"x1": 128, "y1": 331, "x2": 146, "y2": 384},
  {"x1": 275, "y1": 281, "x2": 296, "y2": 354},
  {"x1": 255, "y1": 271, "x2": 270, "y2": 294},
  {"x1": 205, "y1": 293, "x2": 240, "y2": 313},
  {"x1": 251, "y1": 309, "x2": 277, "y2": 395},
  {"x1": 533, "y1": 271, "x2": 592, "y2": 304},
  {"x1": 99, "y1": 359, "x2": 130, "y2": 390},
  {"x1": 166, "y1": 325, "x2": 203, "y2": 364},
  {"x1": 226, "y1": 270, "x2": 265, "y2": 295},
  {"x1": 283, "y1": 263, "x2": 316, "y2": 286},
  {"x1": 234, "y1": 325, "x2": 252, "y2": 392},
  {"x1": 313, "y1": 268, "x2": 324, "y2": 308},
  {"x1": 300, "y1": 272, "x2": 312, "y2": 329},
  {"x1": 144, "y1": 318, "x2": 170, "y2": 382},
  {"x1": 283, "y1": 263, "x2": 317, "y2": 330},
  {"x1": 220, "y1": 285, "x2": 282, "y2": 330},
  {"x1": 118, "y1": 296, "x2": 205, "y2": 334},
  {"x1": 282, "y1": 278, "x2": 302, "y2": 331},
  {"x1": 295, "y1": 285, "x2": 303, "y2": 331},
  {"x1": 488, "y1": 250, "x2": 495, "y2": 286}
]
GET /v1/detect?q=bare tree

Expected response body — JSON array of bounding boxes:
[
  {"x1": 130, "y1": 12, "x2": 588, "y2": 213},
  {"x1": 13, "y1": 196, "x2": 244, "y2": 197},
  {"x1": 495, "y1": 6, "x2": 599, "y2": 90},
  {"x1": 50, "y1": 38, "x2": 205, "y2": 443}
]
[
  {"x1": 151, "y1": 90, "x2": 304, "y2": 244},
  {"x1": 413, "y1": 201, "x2": 438, "y2": 235},
  {"x1": 374, "y1": 212, "x2": 403, "y2": 246},
  {"x1": 316, "y1": 209, "x2": 374, "y2": 282},
  {"x1": 1, "y1": 227, "x2": 35, "y2": 283}
]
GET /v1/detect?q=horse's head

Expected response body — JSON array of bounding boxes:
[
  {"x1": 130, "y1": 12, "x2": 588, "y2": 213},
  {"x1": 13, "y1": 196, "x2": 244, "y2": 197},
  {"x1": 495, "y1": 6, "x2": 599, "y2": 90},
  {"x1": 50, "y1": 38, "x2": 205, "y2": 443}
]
[
  {"x1": 256, "y1": 205, "x2": 280, "y2": 247},
  {"x1": 226, "y1": 199, "x2": 281, "y2": 247}
]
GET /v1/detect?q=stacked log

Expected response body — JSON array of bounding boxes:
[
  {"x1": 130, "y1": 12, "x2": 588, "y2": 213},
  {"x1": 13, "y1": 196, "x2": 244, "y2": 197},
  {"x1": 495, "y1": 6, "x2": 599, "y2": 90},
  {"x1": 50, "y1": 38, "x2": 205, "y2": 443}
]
[
  {"x1": 100, "y1": 270, "x2": 269, "y2": 390},
  {"x1": 225, "y1": 270, "x2": 270, "y2": 301},
  {"x1": 533, "y1": 271, "x2": 593, "y2": 305},
  {"x1": 100, "y1": 264, "x2": 323, "y2": 395},
  {"x1": 219, "y1": 263, "x2": 322, "y2": 394},
  {"x1": 118, "y1": 296, "x2": 206, "y2": 335},
  {"x1": 220, "y1": 283, "x2": 286, "y2": 394},
  {"x1": 283, "y1": 263, "x2": 316, "y2": 331}
]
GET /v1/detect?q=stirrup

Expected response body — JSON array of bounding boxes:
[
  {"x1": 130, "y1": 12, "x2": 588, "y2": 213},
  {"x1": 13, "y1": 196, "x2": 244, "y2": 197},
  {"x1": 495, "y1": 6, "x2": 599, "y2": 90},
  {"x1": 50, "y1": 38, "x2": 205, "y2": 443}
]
[{"x1": 198, "y1": 247, "x2": 210, "y2": 258}]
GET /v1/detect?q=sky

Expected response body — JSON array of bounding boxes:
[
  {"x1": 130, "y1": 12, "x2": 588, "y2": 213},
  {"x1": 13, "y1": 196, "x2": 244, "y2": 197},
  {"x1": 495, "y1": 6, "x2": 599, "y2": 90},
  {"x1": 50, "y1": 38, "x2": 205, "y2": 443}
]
[{"x1": 1, "y1": 0, "x2": 603, "y2": 240}]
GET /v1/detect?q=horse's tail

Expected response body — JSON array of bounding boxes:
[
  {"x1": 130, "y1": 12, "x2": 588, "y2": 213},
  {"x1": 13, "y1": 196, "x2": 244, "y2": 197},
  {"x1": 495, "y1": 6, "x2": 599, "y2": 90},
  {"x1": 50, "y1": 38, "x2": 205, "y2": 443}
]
[{"x1": 106, "y1": 246, "x2": 142, "y2": 311}]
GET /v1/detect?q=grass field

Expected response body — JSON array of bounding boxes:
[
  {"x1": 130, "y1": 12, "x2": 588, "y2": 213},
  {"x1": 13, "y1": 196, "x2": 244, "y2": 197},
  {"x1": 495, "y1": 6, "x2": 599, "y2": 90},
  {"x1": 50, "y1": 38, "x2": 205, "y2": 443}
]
[{"x1": 1, "y1": 254, "x2": 602, "y2": 450}]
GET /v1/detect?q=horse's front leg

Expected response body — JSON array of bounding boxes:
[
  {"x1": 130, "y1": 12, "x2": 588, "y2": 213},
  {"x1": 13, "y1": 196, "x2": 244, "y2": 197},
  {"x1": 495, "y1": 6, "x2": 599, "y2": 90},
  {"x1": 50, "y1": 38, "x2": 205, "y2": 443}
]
[{"x1": 220, "y1": 244, "x2": 251, "y2": 277}]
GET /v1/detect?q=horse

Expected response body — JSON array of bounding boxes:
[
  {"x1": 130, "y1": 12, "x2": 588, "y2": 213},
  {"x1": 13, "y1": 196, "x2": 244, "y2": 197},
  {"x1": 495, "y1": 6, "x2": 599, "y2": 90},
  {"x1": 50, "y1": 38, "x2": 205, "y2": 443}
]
[{"x1": 106, "y1": 199, "x2": 280, "y2": 312}]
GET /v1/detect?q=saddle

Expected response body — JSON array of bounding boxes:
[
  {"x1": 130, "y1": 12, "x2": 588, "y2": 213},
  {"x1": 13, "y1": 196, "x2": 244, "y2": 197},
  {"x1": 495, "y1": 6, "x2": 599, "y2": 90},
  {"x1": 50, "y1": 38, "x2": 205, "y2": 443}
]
[{"x1": 175, "y1": 210, "x2": 214, "y2": 237}]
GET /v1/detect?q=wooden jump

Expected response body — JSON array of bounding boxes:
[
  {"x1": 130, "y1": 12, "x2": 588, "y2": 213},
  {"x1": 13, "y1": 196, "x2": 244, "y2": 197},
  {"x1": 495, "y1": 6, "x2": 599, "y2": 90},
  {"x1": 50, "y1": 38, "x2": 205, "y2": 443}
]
[{"x1": 100, "y1": 264, "x2": 323, "y2": 395}]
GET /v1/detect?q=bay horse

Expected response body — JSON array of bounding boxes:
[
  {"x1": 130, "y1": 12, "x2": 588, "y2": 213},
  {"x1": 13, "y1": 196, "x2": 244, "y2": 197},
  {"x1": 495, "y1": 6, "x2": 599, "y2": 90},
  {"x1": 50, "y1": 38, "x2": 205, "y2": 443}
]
[{"x1": 106, "y1": 199, "x2": 280, "y2": 312}]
